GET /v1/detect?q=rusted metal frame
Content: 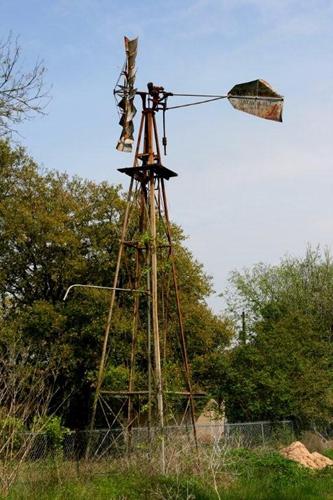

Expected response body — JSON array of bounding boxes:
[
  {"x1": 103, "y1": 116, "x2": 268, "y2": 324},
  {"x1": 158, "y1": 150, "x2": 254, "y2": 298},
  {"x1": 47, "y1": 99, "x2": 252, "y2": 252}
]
[
  {"x1": 101, "y1": 389, "x2": 207, "y2": 398},
  {"x1": 152, "y1": 109, "x2": 162, "y2": 163},
  {"x1": 86, "y1": 113, "x2": 146, "y2": 456},
  {"x1": 99, "y1": 396, "x2": 145, "y2": 450},
  {"x1": 127, "y1": 186, "x2": 146, "y2": 448},
  {"x1": 158, "y1": 177, "x2": 161, "y2": 220},
  {"x1": 157, "y1": 236, "x2": 172, "y2": 365},
  {"x1": 130, "y1": 103, "x2": 159, "y2": 454},
  {"x1": 138, "y1": 183, "x2": 153, "y2": 445},
  {"x1": 122, "y1": 244, "x2": 135, "y2": 290},
  {"x1": 127, "y1": 274, "x2": 141, "y2": 442},
  {"x1": 122, "y1": 240, "x2": 144, "y2": 248},
  {"x1": 117, "y1": 114, "x2": 147, "y2": 443},
  {"x1": 133, "y1": 110, "x2": 146, "y2": 165},
  {"x1": 140, "y1": 182, "x2": 153, "y2": 445},
  {"x1": 119, "y1": 184, "x2": 141, "y2": 293},
  {"x1": 97, "y1": 397, "x2": 134, "y2": 459},
  {"x1": 153, "y1": 109, "x2": 198, "y2": 460},
  {"x1": 102, "y1": 390, "x2": 149, "y2": 395},
  {"x1": 123, "y1": 240, "x2": 170, "y2": 250},
  {"x1": 98, "y1": 394, "x2": 126, "y2": 431},
  {"x1": 163, "y1": 272, "x2": 171, "y2": 364},
  {"x1": 180, "y1": 398, "x2": 190, "y2": 426},
  {"x1": 119, "y1": 164, "x2": 177, "y2": 180},
  {"x1": 147, "y1": 249, "x2": 152, "y2": 445},
  {"x1": 148, "y1": 108, "x2": 165, "y2": 472},
  {"x1": 153, "y1": 187, "x2": 171, "y2": 366},
  {"x1": 92, "y1": 402, "x2": 116, "y2": 458},
  {"x1": 91, "y1": 421, "x2": 126, "y2": 458},
  {"x1": 152, "y1": 207, "x2": 179, "y2": 420},
  {"x1": 99, "y1": 395, "x2": 128, "y2": 435},
  {"x1": 160, "y1": 178, "x2": 199, "y2": 454},
  {"x1": 97, "y1": 395, "x2": 110, "y2": 432},
  {"x1": 152, "y1": 116, "x2": 169, "y2": 370},
  {"x1": 94, "y1": 428, "x2": 115, "y2": 459},
  {"x1": 156, "y1": 225, "x2": 169, "y2": 365},
  {"x1": 101, "y1": 112, "x2": 145, "y2": 363},
  {"x1": 152, "y1": 112, "x2": 163, "y2": 218},
  {"x1": 86, "y1": 178, "x2": 134, "y2": 456},
  {"x1": 161, "y1": 278, "x2": 167, "y2": 364},
  {"x1": 104, "y1": 184, "x2": 142, "y2": 365},
  {"x1": 100, "y1": 393, "x2": 145, "y2": 452},
  {"x1": 92, "y1": 425, "x2": 126, "y2": 460},
  {"x1": 166, "y1": 391, "x2": 206, "y2": 397},
  {"x1": 154, "y1": 192, "x2": 167, "y2": 365},
  {"x1": 101, "y1": 390, "x2": 205, "y2": 396},
  {"x1": 120, "y1": 185, "x2": 145, "y2": 294}
]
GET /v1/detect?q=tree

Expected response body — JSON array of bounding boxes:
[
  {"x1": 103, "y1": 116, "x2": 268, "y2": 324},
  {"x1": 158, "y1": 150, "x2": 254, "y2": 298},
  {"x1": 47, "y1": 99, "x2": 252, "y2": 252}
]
[
  {"x1": 0, "y1": 138, "x2": 127, "y2": 426},
  {"x1": 0, "y1": 139, "x2": 230, "y2": 428},
  {"x1": 218, "y1": 248, "x2": 333, "y2": 428},
  {"x1": 0, "y1": 34, "x2": 49, "y2": 136},
  {"x1": 0, "y1": 140, "x2": 123, "y2": 307}
]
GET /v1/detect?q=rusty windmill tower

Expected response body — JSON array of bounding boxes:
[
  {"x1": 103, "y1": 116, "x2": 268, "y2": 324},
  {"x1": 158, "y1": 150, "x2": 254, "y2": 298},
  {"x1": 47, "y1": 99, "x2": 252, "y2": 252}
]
[{"x1": 84, "y1": 37, "x2": 283, "y2": 467}]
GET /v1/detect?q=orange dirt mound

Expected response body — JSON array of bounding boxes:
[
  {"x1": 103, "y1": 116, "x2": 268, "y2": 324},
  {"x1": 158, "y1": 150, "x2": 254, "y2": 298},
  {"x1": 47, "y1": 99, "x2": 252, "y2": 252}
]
[{"x1": 281, "y1": 441, "x2": 333, "y2": 469}]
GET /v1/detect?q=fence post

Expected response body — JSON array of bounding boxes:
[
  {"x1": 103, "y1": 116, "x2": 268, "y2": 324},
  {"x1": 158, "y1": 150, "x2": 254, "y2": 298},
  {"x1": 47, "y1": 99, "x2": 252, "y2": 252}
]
[{"x1": 261, "y1": 422, "x2": 265, "y2": 445}]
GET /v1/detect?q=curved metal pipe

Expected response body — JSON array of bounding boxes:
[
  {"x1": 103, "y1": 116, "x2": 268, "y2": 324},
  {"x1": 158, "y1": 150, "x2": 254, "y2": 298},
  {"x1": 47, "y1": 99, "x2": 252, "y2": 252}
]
[{"x1": 63, "y1": 284, "x2": 146, "y2": 301}]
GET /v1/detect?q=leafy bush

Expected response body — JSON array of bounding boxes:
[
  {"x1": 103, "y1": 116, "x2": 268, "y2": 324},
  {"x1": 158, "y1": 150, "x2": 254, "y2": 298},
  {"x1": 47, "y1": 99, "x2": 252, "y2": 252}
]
[
  {"x1": 0, "y1": 415, "x2": 25, "y2": 458},
  {"x1": 228, "y1": 448, "x2": 309, "y2": 482},
  {"x1": 32, "y1": 416, "x2": 70, "y2": 451}
]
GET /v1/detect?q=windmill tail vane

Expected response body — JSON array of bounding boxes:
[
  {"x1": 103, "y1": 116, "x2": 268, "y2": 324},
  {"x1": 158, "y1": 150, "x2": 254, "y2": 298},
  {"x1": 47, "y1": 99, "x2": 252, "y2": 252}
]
[
  {"x1": 228, "y1": 79, "x2": 283, "y2": 122},
  {"x1": 114, "y1": 36, "x2": 284, "y2": 154}
]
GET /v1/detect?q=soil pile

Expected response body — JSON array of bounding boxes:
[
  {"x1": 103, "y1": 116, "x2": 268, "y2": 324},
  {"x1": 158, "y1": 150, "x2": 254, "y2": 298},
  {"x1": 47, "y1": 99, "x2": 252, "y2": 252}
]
[{"x1": 281, "y1": 441, "x2": 333, "y2": 469}]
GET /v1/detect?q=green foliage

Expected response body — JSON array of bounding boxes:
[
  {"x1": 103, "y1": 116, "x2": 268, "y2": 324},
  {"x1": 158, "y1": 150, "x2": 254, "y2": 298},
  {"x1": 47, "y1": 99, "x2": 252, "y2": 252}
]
[
  {"x1": 0, "y1": 139, "x2": 230, "y2": 428},
  {"x1": 0, "y1": 415, "x2": 25, "y2": 434},
  {"x1": 0, "y1": 139, "x2": 124, "y2": 307},
  {"x1": 0, "y1": 415, "x2": 25, "y2": 456},
  {"x1": 220, "y1": 248, "x2": 333, "y2": 427},
  {"x1": 222, "y1": 448, "x2": 333, "y2": 500},
  {"x1": 227, "y1": 448, "x2": 308, "y2": 482},
  {"x1": 32, "y1": 416, "x2": 70, "y2": 450},
  {"x1": 9, "y1": 470, "x2": 216, "y2": 499},
  {"x1": 7, "y1": 449, "x2": 333, "y2": 500},
  {"x1": 102, "y1": 365, "x2": 129, "y2": 391}
]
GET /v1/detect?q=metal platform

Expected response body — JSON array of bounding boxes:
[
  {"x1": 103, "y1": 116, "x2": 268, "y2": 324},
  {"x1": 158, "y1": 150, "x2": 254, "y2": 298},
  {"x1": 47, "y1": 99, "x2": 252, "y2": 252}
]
[{"x1": 118, "y1": 164, "x2": 177, "y2": 181}]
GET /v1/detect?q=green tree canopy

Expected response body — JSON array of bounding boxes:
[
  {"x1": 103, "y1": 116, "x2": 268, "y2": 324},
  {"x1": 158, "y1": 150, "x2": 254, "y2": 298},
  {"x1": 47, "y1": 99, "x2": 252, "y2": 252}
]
[
  {"x1": 0, "y1": 139, "x2": 230, "y2": 428},
  {"x1": 214, "y1": 249, "x2": 333, "y2": 428}
]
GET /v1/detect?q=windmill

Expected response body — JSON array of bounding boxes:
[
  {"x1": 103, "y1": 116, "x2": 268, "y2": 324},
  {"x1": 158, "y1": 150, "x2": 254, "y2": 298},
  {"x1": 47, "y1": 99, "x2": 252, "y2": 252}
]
[{"x1": 84, "y1": 36, "x2": 283, "y2": 468}]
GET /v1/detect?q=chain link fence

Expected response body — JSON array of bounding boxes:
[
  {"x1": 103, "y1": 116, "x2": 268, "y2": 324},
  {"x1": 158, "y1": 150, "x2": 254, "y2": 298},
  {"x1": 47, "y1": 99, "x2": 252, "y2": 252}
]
[
  {"x1": 224, "y1": 420, "x2": 293, "y2": 446},
  {"x1": 8, "y1": 420, "x2": 293, "y2": 461},
  {"x1": 0, "y1": 419, "x2": 295, "y2": 497}
]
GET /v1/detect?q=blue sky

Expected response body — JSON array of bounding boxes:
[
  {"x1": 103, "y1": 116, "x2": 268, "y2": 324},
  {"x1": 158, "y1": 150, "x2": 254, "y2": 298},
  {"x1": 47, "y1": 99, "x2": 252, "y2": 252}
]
[{"x1": 2, "y1": 0, "x2": 333, "y2": 311}]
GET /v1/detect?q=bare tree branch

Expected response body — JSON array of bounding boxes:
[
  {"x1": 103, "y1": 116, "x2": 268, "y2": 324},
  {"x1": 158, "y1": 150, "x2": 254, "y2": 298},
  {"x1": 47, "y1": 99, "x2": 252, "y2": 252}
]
[{"x1": 0, "y1": 33, "x2": 50, "y2": 136}]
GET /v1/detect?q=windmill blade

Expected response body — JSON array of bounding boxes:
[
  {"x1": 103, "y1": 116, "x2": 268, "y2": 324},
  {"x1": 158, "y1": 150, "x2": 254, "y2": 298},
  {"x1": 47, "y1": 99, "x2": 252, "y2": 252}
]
[
  {"x1": 116, "y1": 36, "x2": 138, "y2": 152},
  {"x1": 228, "y1": 79, "x2": 283, "y2": 122},
  {"x1": 125, "y1": 36, "x2": 138, "y2": 84}
]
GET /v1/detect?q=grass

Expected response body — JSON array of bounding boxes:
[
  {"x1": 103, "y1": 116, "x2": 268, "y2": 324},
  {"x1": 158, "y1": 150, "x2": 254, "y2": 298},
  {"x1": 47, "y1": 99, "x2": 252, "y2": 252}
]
[
  {"x1": 4, "y1": 447, "x2": 333, "y2": 499},
  {"x1": 221, "y1": 448, "x2": 333, "y2": 499}
]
